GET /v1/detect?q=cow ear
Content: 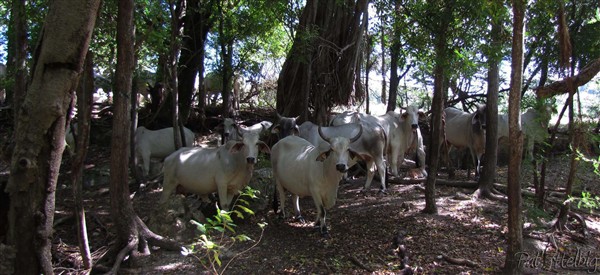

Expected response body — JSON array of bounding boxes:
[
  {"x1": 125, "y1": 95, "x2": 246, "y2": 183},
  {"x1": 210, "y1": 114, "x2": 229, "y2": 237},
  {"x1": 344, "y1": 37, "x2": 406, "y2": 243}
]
[
  {"x1": 271, "y1": 125, "x2": 280, "y2": 134},
  {"x1": 215, "y1": 123, "x2": 224, "y2": 132},
  {"x1": 229, "y1": 142, "x2": 245, "y2": 153},
  {"x1": 418, "y1": 111, "x2": 426, "y2": 120},
  {"x1": 316, "y1": 150, "x2": 331, "y2": 162},
  {"x1": 258, "y1": 141, "x2": 271, "y2": 154}
]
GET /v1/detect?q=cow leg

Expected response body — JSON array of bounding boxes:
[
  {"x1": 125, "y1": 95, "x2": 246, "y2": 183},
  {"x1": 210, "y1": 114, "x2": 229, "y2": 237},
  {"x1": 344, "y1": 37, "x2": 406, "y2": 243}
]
[
  {"x1": 159, "y1": 177, "x2": 177, "y2": 204},
  {"x1": 275, "y1": 180, "x2": 287, "y2": 219},
  {"x1": 363, "y1": 160, "x2": 376, "y2": 190},
  {"x1": 389, "y1": 149, "x2": 400, "y2": 177},
  {"x1": 216, "y1": 182, "x2": 230, "y2": 211},
  {"x1": 292, "y1": 195, "x2": 305, "y2": 223},
  {"x1": 142, "y1": 153, "x2": 151, "y2": 178},
  {"x1": 417, "y1": 148, "x2": 427, "y2": 178}
]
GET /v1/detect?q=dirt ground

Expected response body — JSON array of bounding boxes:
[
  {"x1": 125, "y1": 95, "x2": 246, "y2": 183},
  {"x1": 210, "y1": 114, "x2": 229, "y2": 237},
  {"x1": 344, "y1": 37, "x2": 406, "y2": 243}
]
[{"x1": 41, "y1": 132, "x2": 600, "y2": 275}]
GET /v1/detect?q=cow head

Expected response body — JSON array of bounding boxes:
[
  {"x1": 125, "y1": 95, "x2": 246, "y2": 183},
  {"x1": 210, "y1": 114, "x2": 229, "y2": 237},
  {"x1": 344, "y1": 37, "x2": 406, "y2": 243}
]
[
  {"x1": 230, "y1": 127, "x2": 270, "y2": 165},
  {"x1": 401, "y1": 105, "x2": 426, "y2": 132},
  {"x1": 472, "y1": 104, "x2": 487, "y2": 133},
  {"x1": 316, "y1": 125, "x2": 362, "y2": 172},
  {"x1": 271, "y1": 113, "x2": 300, "y2": 140},
  {"x1": 216, "y1": 118, "x2": 240, "y2": 145}
]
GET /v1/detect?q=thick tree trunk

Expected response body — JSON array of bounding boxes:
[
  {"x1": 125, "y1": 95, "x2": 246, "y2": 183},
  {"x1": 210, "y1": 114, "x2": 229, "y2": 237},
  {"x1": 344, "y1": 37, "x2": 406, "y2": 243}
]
[
  {"x1": 475, "y1": 12, "x2": 503, "y2": 200},
  {"x1": 6, "y1": 1, "x2": 101, "y2": 273},
  {"x1": 504, "y1": 0, "x2": 525, "y2": 273},
  {"x1": 178, "y1": 0, "x2": 213, "y2": 125},
  {"x1": 277, "y1": 0, "x2": 368, "y2": 122}
]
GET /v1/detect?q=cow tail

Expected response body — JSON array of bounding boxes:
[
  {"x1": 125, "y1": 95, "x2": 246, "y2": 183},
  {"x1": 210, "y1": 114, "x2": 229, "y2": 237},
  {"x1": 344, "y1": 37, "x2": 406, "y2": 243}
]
[{"x1": 272, "y1": 188, "x2": 279, "y2": 214}]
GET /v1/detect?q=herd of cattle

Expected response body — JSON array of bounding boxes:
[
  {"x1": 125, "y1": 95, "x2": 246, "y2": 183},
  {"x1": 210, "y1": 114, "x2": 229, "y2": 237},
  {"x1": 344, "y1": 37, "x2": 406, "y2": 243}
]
[{"x1": 71, "y1": 104, "x2": 550, "y2": 236}]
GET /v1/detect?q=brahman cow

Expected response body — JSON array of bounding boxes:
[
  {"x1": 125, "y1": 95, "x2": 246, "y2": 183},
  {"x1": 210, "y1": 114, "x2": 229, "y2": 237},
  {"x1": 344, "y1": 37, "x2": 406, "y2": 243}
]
[
  {"x1": 443, "y1": 104, "x2": 487, "y2": 178},
  {"x1": 160, "y1": 127, "x2": 270, "y2": 210},
  {"x1": 299, "y1": 121, "x2": 387, "y2": 191},
  {"x1": 271, "y1": 125, "x2": 362, "y2": 236},
  {"x1": 271, "y1": 113, "x2": 300, "y2": 140},
  {"x1": 135, "y1": 126, "x2": 196, "y2": 177},
  {"x1": 331, "y1": 105, "x2": 427, "y2": 181},
  {"x1": 497, "y1": 106, "x2": 552, "y2": 159},
  {"x1": 219, "y1": 118, "x2": 272, "y2": 145}
]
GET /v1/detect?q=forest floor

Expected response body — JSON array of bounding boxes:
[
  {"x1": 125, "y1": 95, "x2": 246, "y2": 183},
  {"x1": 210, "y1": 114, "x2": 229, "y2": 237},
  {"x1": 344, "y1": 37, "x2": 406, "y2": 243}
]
[{"x1": 2, "y1": 119, "x2": 599, "y2": 274}]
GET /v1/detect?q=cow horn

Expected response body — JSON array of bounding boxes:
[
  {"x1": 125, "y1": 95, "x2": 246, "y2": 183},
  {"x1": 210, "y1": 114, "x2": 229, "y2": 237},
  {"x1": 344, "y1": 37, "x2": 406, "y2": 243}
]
[
  {"x1": 349, "y1": 124, "x2": 363, "y2": 143},
  {"x1": 236, "y1": 124, "x2": 244, "y2": 137},
  {"x1": 318, "y1": 125, "x2": 331, "y2": 143}
]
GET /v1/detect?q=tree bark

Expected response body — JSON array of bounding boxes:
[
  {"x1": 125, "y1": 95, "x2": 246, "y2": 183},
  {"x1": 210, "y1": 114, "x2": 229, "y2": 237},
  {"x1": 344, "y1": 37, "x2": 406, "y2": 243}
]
[
  {"x1": 535, "y1": 57, "x2": 600, "y2": 99},
  {"x1": 72, "y1": 50, "x2": 95, "y2": 270},
  {"x1": 475, "y1": 9, "x2": 503, "y2": 200},
  {"x1": 387, "y1": 0, "x2": 401, "y2": 112},
  {"x1": 504, "y1": 0, "x2": 525, "y2": 273},
  {"x1": 178, "y1": 0, "x2": 214, "y2": 125},
  {"x1": 277, "y1": 0, "x2": 368, "y2": 122},
  {"x1": 6, "y1": 1, "x2": 101, "y2": 273},
  {"x1": 7, "y1": 0, "x2": 28, "y2": 126},
  {"x1": 424, "y1": 0, "x2": 452, "y2": 214},
  {"x1": 97, "y1": 1, "x2": 182, "y2": 272}
]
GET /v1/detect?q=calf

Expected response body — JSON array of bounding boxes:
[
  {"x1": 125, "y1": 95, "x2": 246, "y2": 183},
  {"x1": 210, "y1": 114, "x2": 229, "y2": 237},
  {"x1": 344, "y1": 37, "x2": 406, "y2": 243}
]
[
  {"x1": 160, "y1": 128, "x2": 270, "y2": 210},
  {"x1": 135, "y1": 126, "x2": 195, "y2": 177},
  {"x1": 271, "y1": 125, "x2": 362, "y2": 236}
]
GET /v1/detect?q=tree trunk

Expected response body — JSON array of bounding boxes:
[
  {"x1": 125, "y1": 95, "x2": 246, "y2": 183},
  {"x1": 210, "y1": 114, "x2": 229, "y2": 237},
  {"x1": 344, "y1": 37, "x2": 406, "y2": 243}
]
[
  {"x1": 379, "y1": 14, "x2": 387, "y2": 104},
  {"x1": 178, "y1": 0, "x2": 214, "y2": 125},
  {"x1": 7, "y1": 0, "x2": 28, "y2": 126},
  {"x1": 72, "y1": 50, "x2": 95, "y2": 270},
  {"x1": 277, "y1": 0, "x2": 368, "y2": 122},
  {"x1": 504, "y1": 0, "x2": 525, "y2": 273},
  {"x1": 169, "y1": 0, "x2": 184, "y2": 149},
  {"x1": 475, "y1": 9, "x2": 503, "y2": 200},
  {"x1": 97, "y1": 1, "x2": 182, "y2": 272},
  {"x1": 424, "y1": 1, "x2": 452, "y2": 214},
  {"x1": 535, "y1": 57, "x2": 600, "y2": 99},
  {"x1": 6, "y1": 1, "x2": 101, "y2": 273},
  {"x1": 387, "y1": 3, "x2": 400, "y2": 112}
]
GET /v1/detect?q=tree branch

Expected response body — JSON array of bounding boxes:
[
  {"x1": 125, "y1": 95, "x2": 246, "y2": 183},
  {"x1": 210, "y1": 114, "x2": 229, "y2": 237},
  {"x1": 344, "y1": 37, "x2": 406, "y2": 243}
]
[{"x1": 535, "y1": 58, "x2": 600, "y2": 99}]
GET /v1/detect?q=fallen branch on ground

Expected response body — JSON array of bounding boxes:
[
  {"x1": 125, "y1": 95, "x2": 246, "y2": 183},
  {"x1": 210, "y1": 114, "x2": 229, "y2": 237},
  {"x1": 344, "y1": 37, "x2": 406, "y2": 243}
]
[{"x1": 441, "y1": 253, "x2": 479, "y2": 268}]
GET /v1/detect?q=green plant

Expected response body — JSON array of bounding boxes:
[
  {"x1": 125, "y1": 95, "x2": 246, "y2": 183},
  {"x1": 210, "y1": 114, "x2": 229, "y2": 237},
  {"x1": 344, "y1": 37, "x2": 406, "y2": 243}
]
[
  {"x1": 185, "y1": 186, "x2": 267, "y2": 274},
  {"x1": 566, "y1": 191, "x2": 600, "y2": 213}
]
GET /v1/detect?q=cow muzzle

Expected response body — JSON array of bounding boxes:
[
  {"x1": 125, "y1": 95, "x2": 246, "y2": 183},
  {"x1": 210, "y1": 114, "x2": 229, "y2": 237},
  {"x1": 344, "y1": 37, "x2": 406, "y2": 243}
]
[
  {"x1": 335, "y1": 164, "x2": 348, "y2": 173},
  {"x1": 411, "y1": 124, "x2": 418, "y2": 129},
  {"x1": 246, "y1": 157, "x2": 257, "y2": 164}
]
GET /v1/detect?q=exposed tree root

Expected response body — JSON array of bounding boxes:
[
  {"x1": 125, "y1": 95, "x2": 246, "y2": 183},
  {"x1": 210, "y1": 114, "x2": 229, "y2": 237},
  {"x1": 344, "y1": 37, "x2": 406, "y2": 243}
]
[
  {"x1": 441, "y1": 253, "x2": 479, "y2": 268},
  {"x1": 94, "y1": 216, "x2": 182, "y2": 275},
  {"x1": 471, "y1": 187, "x2": 507, "y2": 202}
]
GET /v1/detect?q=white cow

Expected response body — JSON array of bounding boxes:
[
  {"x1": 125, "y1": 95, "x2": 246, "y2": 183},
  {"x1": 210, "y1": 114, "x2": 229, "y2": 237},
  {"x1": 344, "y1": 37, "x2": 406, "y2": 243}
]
[
  {"x1": 299, "y1": 121, "x2": 387, "y2": 191},
  {"x1": 160, "y1": 128, "x2": 270, "y2": 210},
  {"x1": 332, "y1": 105, "x2": 427, "y2": 180},
  {"x1": 220, "y1": 118, "x2": 272, "y2": 145},
  {"x1": 271, "y1": 125, "x2": 362, "y2": 236},
  {"x1": 135, "y1": 126, "x2": 195, "y2": 177},
  {"x1": 444, "y1": 105, "x2": 487, "y2": 177},
  {"x1": 497, "y1": 106, "x2": 552, "y2": 159}
]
